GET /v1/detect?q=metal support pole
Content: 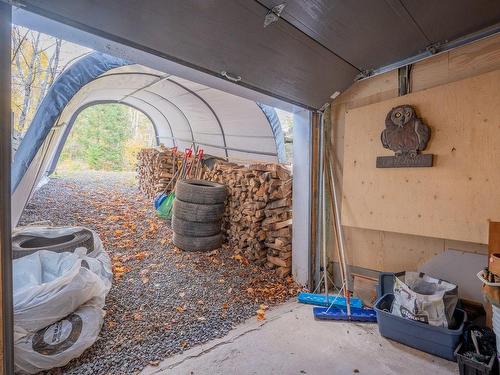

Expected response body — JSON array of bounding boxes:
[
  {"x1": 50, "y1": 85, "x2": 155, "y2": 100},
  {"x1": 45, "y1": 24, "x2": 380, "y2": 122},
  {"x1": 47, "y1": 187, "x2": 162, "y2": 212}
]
[
  {"x1": 319, "y1": 112, "x2": 328, "y2": 296},
  {"x1": 0, "y1": 2, "x2": 14, "y2": 373},
  {"x1": 310, "y1": 111, "x2": 322, "y2": 290}
]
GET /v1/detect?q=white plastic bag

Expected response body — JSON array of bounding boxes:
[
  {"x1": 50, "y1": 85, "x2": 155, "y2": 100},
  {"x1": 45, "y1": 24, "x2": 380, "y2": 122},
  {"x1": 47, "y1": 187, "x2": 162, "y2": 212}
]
[
  {"x1": 391, "y1": 271, "x2": 458, "y2": 327},
  {"x1": 13, "y1": 249, "x2": 110, "y2": 332},
  {"x1": 13, "y1": 226, "x2": 112, "y2": 373},
  {"x1": 14, "y1": 300, "x2": 105, "y2": 374},
  {"x1": 13, "y1": 226, "x2": 111, "y2": 332}
]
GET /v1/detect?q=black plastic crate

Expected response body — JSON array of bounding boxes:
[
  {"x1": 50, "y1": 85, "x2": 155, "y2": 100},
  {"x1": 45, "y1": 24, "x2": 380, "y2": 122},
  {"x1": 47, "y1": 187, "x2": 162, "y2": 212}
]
[{"x1": 455, "y1": 342, "x2": 496, "y2": 375}]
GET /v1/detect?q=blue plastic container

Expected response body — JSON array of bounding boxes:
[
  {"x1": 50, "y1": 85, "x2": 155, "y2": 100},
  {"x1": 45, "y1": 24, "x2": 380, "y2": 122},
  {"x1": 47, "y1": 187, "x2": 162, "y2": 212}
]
[
  {"x1": 374, "y1": 294, "x2": 465, "y2": 361},
  {"x1": 373, "y1": 272, "x2": 465, "y2": 361}
]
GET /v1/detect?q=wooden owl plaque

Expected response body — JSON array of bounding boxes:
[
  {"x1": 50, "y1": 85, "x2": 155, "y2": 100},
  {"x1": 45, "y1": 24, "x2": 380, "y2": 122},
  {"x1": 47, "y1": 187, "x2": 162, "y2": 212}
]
[{"x1": 376, "y1": 105, "x2": 433, "y2": 168}]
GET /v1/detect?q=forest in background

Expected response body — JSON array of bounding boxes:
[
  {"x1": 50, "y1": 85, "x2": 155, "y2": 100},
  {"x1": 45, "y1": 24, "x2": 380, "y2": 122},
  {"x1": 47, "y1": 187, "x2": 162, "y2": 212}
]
[
  {"x1": 12, "y1": 27, "x2": 66, "y2": 151},
  {"x1": 59, "y1": 103, "x2": 155, "y2": 172},
  {"x1": 11, "y1": 27, "x2": 154, "y2": 172}
]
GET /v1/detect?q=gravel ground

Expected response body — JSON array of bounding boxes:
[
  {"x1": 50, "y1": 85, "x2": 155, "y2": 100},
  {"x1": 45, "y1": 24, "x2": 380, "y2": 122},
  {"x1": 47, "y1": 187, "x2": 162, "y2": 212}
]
[{"x1": 19, "y1": 171, "x2": 298, "y2": 375}]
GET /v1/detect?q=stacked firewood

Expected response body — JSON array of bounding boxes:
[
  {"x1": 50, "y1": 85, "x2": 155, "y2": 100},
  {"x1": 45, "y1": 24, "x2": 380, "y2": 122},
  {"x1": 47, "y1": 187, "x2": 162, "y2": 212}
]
[
  {"x1": 203, "y1": 161, "x2": 293, "y2": 277},
  {"x1": 136, "y1": 146, "x2": 183, "y2": 198}
]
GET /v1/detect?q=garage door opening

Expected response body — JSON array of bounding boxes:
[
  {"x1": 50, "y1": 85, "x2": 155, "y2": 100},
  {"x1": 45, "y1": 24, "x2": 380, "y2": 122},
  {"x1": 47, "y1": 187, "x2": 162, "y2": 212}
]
[{"x1": 12, "y1": 29, "x2": 299, "y2": 374}]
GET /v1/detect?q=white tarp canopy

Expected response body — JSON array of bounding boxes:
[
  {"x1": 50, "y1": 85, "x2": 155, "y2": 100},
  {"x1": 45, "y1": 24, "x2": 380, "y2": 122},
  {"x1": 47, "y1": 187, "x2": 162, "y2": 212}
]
[{"x1": 12, "y1": 52, "x2": 285, "y2": 227}]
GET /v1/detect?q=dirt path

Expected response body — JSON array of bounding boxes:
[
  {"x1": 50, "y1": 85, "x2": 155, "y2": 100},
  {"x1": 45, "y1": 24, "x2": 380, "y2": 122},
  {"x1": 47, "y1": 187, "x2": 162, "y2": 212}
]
[{"x1": 19, "y1": 171, "x2": 298, "y2": 375}]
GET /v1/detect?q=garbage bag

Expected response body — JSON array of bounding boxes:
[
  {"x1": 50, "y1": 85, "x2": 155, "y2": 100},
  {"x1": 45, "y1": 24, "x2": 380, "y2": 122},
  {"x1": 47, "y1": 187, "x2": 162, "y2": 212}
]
[
  {"x1": 157, "y1": 193, "x2": 175, "y2": 220},
  {"x1": 14, "y1": 300, "x2": 105, "y2": 374},
  {"x1": 391, "y1": 271, "x2": 458, "y2": 328},
  {"x1": 13, "y1": 227, "x2": 111, "y2": 332}
]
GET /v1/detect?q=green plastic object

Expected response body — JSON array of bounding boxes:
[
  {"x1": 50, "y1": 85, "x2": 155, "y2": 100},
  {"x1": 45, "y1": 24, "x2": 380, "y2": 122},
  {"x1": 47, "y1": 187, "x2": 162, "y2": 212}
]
[{"x1": 157, "y1": 193, "x2": 175, "y2": 220}]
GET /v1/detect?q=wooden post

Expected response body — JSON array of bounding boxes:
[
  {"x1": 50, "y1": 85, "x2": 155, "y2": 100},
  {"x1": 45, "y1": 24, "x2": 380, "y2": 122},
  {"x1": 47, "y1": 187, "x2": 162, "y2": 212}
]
[
  {"x1": 0, "y1": 3, "x2": 13, "y2": 373},
  {"x1": 488, "y1": 222, "x2": 500, "y2": 255}
]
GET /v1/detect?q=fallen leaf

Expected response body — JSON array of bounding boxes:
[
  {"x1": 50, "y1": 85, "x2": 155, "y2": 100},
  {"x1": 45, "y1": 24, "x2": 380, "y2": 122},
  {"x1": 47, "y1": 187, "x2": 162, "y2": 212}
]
[
  {"x1": 179, "y1": 292, "x2": 186, "y2": 298},
  {"x1": 256, "y1": 309, "x2": 266, "y2": 321},
  {"x1": 176, "y1": 305, "x2": 186, "y2": 313},
  {"x1": 197, "y1": 316, "x2": 206, "y2": 321},
  {"x1": 222, "y1": 303, "x2": 229, "y2": 310},
  {"x1": 135, "y1": 251, "x2": 149, "y2": 260},
  {"x1": 133, "y1": 312, "x2": 142, "y2": 321}
]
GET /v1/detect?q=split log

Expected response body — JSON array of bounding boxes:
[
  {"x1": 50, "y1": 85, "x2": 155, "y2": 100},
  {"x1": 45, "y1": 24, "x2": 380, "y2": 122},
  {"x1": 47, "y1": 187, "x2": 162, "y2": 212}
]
[{"x1": 203, "y1": 159, "x2": 293, "y2": 277}]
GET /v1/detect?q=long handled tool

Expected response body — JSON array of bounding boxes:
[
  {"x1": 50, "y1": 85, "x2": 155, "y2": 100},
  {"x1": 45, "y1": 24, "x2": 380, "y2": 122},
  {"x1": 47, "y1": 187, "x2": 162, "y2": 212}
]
[
  {"x1": 313, "y1": 112, "x2": 376, "y2": 322},
  {"x1": 154, "y1": 147, "x2": 178, "y2": 209},
  {"x1": 157, "y1": 148, "x2": 191, "y2": 220},
  {"x1": 298, "y1": 116, "x2": 363, "y2": 309}
]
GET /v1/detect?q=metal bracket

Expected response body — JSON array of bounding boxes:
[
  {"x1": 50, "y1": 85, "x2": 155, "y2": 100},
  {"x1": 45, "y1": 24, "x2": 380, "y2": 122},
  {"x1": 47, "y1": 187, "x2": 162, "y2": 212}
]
[
  {"x1": 220, "y1": 71, "x2": 242, "y2": 83},
  {"x1": 398, "y1": 64, "x2": 412, "y2": 96},
  {"x1": 354, "y1": 69, "x2": 373, "y2": 81},
  {"x1": 264, "y1": 3, "x2": 286, "y2": 27},
  {"x1": 318, "y1": 102, "x2": 330, "y2": 113},
  {"x1": 426, "y1": 41, "x2": 444, "y2": 55}
]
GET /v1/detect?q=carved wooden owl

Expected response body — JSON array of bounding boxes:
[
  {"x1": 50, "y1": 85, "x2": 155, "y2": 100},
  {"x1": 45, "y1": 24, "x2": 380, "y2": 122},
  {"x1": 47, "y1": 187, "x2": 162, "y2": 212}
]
[{"x1": 381, "y1": 105, "x2": 430, "y2": 156}]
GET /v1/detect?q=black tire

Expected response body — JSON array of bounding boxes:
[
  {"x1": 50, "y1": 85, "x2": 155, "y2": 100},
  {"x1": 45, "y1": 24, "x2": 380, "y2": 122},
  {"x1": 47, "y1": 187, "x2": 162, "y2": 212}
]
[
  {"x1": 172, "y1": 216, "x2": 221, "y2": 237},
  {"x1": 32, "y1": 313, "x2": 83, "y2": 355},
  {"x1": 12, "y1": 229, "x2": 94, "y2": 259},
  {"x1": 173, "y1": 232, "x2": 222, "y2": 252},
  {"x1": 175, "y1": 179, "x2": 226, "y2": 204},
  {"x1": 173, "y1": 199, "x2": 225, "y2": 222}
]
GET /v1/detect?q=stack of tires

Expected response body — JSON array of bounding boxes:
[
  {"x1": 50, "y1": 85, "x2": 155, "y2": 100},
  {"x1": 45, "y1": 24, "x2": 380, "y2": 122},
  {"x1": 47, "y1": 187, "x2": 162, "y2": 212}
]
[{"x1": 172, "y1": 179, "x2": 227, "y2": 251}]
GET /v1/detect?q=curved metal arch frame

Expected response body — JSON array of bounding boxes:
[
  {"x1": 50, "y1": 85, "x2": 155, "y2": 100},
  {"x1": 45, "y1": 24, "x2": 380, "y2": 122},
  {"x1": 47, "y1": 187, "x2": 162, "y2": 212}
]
[
  {"x1": 15, "y1": 52, "x2": 285, "y2": 190},
  {"x1": 166, "y1": 78, "x2": 229, "y2": 158},
  {"x1": 125, "y1": 95, "x2": 176, "y2": 145},
  {"x1": 46, "y1": 99, "x2": 162, "y2": 174},
  {"x1": 141, "y1": 89, "x2": 195, "y2": 146},
  {"x1": 256, "y1": 103, "x2": 287, "y2": 163},
  {"x1": 72, "y1": 71, "x2": 180, "y2": 142}
]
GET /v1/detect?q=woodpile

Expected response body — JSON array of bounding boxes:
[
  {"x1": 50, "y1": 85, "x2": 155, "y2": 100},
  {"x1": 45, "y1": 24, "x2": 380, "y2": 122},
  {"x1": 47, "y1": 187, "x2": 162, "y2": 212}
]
[
  {"x1": 136, "y1": 146, "x2": 293, "y2": 277},
  {"x1": 203, "y1": 161, "x2": 293, "y2": 277},
  {"x1": 136, "y1": 146, "x2": 183, "y2": 198}
]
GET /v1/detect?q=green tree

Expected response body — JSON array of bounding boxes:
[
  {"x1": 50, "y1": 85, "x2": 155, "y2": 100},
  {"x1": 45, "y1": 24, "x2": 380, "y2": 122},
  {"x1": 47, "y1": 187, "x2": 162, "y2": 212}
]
[{"x1": 62, "y1": 104, "x2": 132, "y2": 170}]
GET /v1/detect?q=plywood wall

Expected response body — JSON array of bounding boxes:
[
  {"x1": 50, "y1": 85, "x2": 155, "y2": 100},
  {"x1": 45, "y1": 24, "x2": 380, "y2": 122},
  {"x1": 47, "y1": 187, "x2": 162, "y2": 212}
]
[
  {"x1": 329, "y1": 33, "x2": 500, "y2": 272},
  {"x1": 342, "y1": 70, "x2": 500, "y2": 244}
]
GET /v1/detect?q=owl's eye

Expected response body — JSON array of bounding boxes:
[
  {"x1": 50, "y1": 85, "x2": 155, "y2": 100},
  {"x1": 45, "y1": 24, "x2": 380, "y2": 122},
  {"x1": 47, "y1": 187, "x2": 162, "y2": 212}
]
[{"x1": 395, "y1": 112, "x2": 401, "y2": 118}]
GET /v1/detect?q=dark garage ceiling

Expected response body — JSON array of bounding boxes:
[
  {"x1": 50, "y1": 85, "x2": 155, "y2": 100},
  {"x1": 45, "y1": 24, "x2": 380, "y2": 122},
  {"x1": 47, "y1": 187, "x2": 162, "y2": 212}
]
[{"x1": 6, "y1": 0, "x2": 500, "y2": 110}]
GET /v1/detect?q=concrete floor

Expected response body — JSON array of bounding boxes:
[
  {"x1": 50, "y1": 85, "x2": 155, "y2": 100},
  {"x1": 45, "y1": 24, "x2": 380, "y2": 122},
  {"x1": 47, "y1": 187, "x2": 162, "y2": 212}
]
[{"x1": 142, "y1": 301, "x2": 458, "y2": 375}]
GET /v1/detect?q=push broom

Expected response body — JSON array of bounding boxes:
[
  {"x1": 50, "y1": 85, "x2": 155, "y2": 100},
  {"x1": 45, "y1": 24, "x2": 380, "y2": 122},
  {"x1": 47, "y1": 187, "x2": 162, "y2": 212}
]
[
  {"x1": 298, "y1": 116, "x2": 363, "y2": 310},
  {"x1": 313, "y1": 143, "x2": 376, "y2": 322}
]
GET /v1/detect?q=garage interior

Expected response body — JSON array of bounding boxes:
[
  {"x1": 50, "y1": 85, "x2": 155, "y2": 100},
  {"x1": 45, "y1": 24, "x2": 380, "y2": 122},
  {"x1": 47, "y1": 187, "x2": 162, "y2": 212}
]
[{"x1": 1, "y1": 1, "x2": 500, "y2": 374}]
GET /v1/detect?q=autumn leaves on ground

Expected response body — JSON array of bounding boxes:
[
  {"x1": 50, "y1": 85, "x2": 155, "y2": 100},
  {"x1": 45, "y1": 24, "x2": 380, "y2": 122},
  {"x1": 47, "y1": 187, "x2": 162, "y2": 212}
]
[{"x1": 19, "y1": 171, "x2": 299, "y2": 375}]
